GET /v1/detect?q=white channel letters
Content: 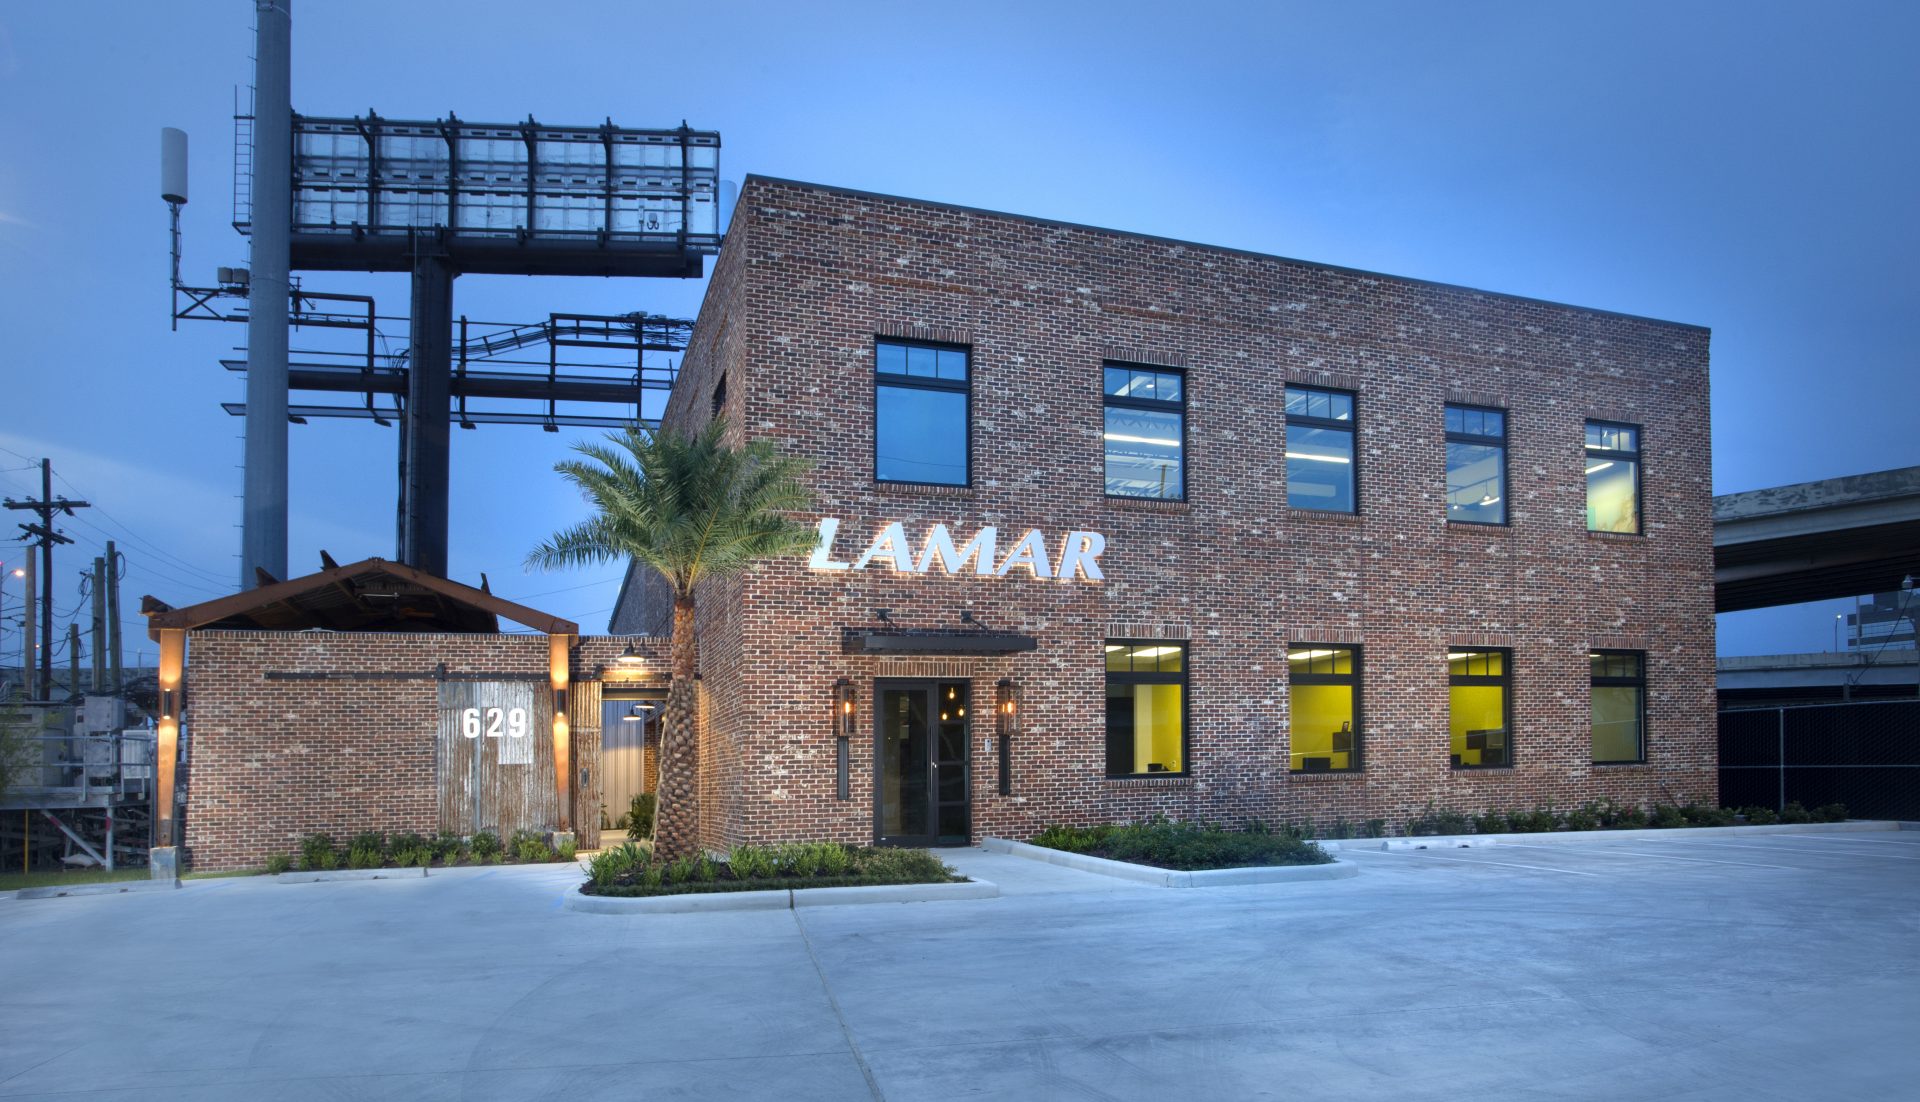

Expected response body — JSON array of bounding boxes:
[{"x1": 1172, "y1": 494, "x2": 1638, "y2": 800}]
[{"x1": 808, "y1": 518, "x2": 1107, "y2": 582}]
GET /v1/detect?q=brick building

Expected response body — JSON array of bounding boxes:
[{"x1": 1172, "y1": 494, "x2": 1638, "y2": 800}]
[
  {"x1": 146, "y1": 560, "x2": 668, "y2": 870},
  {"x1": 613, "y1": 176, "x2": 1717, "y2": 849}
]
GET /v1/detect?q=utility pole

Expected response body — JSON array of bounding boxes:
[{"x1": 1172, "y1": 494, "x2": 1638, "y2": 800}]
[
  {"x1": 242, "y1": 0, "x2": 293, "y2": 587},
  {"x1": 4, "y1": 458, "x2": 89, "y2": 698},
  {"x1": 106, "y1": 541, "x2": 123, "y2": 693},
  {"x1": 89, "y1": 556, "x2": 107, "y2": 693},
  {"x1": 19, "y1": 565, "x2": 34, "y2": 699},
  {"x1": 67, "y1": 623, "x2": 81, "y2": 703}
]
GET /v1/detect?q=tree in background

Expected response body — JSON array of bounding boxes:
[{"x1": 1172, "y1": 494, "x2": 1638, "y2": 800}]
[{"x1": 528, "y1": 420, "x2": 815, "y2": 859}]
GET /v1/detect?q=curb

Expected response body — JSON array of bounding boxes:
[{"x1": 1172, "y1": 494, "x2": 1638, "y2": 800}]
[
  {"x1": 566, "y1": 878, "x2": 997, "y2": 914},
  {"x1": 1319, "y1": 819, "x2": 1903, "y2": 852},
  {"x1": 982, "y1": 837, "x2": 1357, "y2": 887},
  {"x1": 273, "y1": 867, "x2": 429, "y2": 883},
  {"x1": 12, "y1": 878, "x2": 182, "y2": 900}
]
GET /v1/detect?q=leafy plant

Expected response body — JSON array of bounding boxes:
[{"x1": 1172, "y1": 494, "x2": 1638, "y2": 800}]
[
  {"x1": 299, "y1": 833, "x2": 340, "y2": 871},
  {"x1": 433, "y1": 831, "x2": 466, "y2": 864},
  {"x1": 1813, "y1": 803, "x2": 1849, "y2": 822},
  {"x1": 728, "y1": 844, "x2": 777, "y2": 879},
  {"x1": 469, "y1": 830, "x2": 503, "y2": 864},
  {"x1": 264, "y1": 852, "x2": 292, "y2": 875},
  {"x1": 1679, "y1": 804, "x2": 1736, "y2": 827},
  {"x1": 1362, "y1": 819, "x2": 1388, "y2": 838},
  {"x1": 347, "y1": 831, "x2": 387, "y2": 869},
  {"x1": 626, "y1": 793, "x2": 656, "y2": 842},
  {"x1": 1324, "y1": 818, "x2": 1356, "y2": 840},
  {"x1": 557, "y1": 837, "x2": 577, "y2": 862},
  {"x1": 1564, "y1": 804, "x2": 1600, "y2": 832},
  {"x1": 1649, "y1": 804, "x2": 1687, "y2": 829},
  {"x1": 510, "y1": 829, "x2": 554, "y2": 863},
  {"x1": 589, "y1": 842, "x2": 649, "y2": 888},
  {"x1": 1030, "y1": 818, "x2": 1332, "y2": 870},
  {"x1": 1741, "y1": 805, "x2": 1780, "y2": 825},
  {"x1": 1406, "y1": 802, "x2": 1471, "y2": 837},
  {"x1": 389, "y1": 832, "x2": 432, "y2": 867},
  {"x1": 1473, "y1": 809, "x2": 1508, "y2": 835}
]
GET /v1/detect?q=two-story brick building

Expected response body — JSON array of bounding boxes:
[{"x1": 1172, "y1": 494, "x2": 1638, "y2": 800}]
[{"x1": 613, "y1": 175, "x2": 1717, "y2": 849}]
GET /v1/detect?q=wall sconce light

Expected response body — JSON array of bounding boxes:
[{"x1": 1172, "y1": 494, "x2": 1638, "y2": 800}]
[
  {"x1": 995, "y1": 678, "x2": 1020, "y2": 795},
  {"x1": 833, "y1": 678, "x2": 856, "y2": 800}
]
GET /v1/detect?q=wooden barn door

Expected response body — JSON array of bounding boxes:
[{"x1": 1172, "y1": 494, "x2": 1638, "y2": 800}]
[
  {"x1": 569, "y1": 680, "x2": 603, "y2": 850},
  {"x1": 437, "y1": 680, "x2": 557, "y2": 838}
]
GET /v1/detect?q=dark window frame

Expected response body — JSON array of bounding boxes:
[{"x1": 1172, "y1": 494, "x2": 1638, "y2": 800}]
[
  {"x1": 1285, "y1": 384, "x2": 1359, "y2": 514},
  {"x1": 1590, "y1": 649, "x2": 1648, "y2": 765},
  {"x1": 1287, "y1": 643, "x2": 1363, "y2": 774},
  {"x1": 1103, "y1": 638, "x2": 1191, "y2": 779},
  {"x1": 1102, "y1": 362, "x2": 1189, "y2": 502},
  {"x1": 1448, "y1": 647, "x2": 1513, "y2": 771},
  {"x1": 874, "y1": 336, "x2": 973, "y2": 488},
  {"x1": 710, "y1": 371, "x2": 728, "y2": 421},
  {"x1": 1445, "y1": 403, "x2": 1509, "y2": 527},
  {"x1": 1584, "y1": 419, "x2": 1643, "y2": 535}
]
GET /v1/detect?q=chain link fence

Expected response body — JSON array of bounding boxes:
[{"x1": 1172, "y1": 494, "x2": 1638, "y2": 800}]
[{"x1": 1720, "y1": 699, "x2": 1920, "y2": 820}]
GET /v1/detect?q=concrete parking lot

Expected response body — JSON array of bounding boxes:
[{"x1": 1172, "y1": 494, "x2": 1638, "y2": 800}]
[{"x1": 3, "y1": 829, "x2": 1917, "y2": 1101}]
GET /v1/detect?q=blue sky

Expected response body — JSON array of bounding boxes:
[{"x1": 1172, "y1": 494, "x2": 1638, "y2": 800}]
[{"x1": 1, "y1": 1, "x2": 1915, "y2": 665}]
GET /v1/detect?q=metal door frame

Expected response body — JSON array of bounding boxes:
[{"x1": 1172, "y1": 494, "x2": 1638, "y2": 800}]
[{"x1": 872, "y1": 678, "x2": 971, "y2": 847}]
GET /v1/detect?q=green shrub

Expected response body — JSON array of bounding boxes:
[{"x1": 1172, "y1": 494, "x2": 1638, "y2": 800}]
[
  {"x1": 1031, "y1": 823, "x2": 1113, "y2": 853},
  {"x1": 264, "y1": 852, "x2": 292, "y2": 875},
  {"x1": 1564, "y1": 804, "x2": 1600, "y2": 833},
  {"x1": 1679, "y1": 804, "x2": 1737, "y2": 827},
  {"x1": 388, "y1": 832, "x2": 432, "y2": 868},
  {"x1": 589, "y1": 842, "x2": 649, "y2": 888},
  {"x1": 1650, "y1": 804, "x2": 1687, "y2": 829},
  {"x1": 1609, "y1": 805, "x2": 1649, "y2": 830},
  {"x1": 1520, "y1": 806, "x2": 1562, "y2": 833},
  {"x1": 346, "y1": 831, "x2": 387, "y2": 869},
  {"x1": 663, "y1": 853, "x2": 714, "y2": 884},
  {"x1": 626, "y1": 794, "x2": 656, "y2": 842},
  {"x1": 299, "y1": 833, "x2": 339, "y2": 871},
  {"x1": 1363, "y1": 818, "x2": 1388, "y2": 838},
  {"x1": 728, "y1": 844, "x2": 778, "y2": 879},
  {"x1": 1779, "y1": 800, "x2": 1813, "y2": 824},
  {"x1": 433, "y1": 831, "x2": 466, "y2": 864},
  {"x1": 1324, "y1": 818, "x2": 1356, "y2": 840},
  {"x1": 1813, "y1": 803, "x2": 1849, "y2": 823},
  {"x1": 1473, "y1": 810, "x2": 1508, "y2": 835},
  {"x1": 470, "y1": 830, "x2": 503, "y2": 863},
  {"x1": 557, "y1": 838, "x2": 577, "y2": 862},
  {"x1": 1031, "y1": 818, "x2": 1331, "y2": 870},
  {"x1": 1741, "y1": 805, "x2": 1780, "y2": 825},
  {"x1": 510, "y1": 829, "x2": 554, "y2": 863},
  {"x1": 852, "y1": 847, "x2": 955, "y2": 881}
]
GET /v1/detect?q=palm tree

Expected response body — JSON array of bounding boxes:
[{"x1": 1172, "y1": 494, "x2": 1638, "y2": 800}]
[{"x1": 527, "y1": 419, "x2": 816, "y2": 859}]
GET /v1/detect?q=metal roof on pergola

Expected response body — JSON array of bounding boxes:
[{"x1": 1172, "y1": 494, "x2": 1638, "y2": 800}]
[{"x1": 141, "y1": 556, "x2": 578, "y2": 639}]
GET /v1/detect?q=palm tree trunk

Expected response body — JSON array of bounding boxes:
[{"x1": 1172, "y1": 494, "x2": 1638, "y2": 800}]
[{"x1": 654, "y1": 594, "x2": 700, "y2": 860}]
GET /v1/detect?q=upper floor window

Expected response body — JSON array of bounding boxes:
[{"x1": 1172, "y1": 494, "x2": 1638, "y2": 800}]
[
  {"x1": 1449, "y1": 648, "x2": 1510, "y2": 769},
  {"x1": 1105, "y1": 641, "x2": 1187, "y2": 777},
  {"x1": 1286, "y1": 385, "x2": 1356, "y2": 512},
  {"x1": 1446, "y1": 405, "x2": 1507, "y2": 525},
  {"x1": 875, "y1": 340, "x2": 969, "y2": 486},
  {"x1": 1103, "y1": 364, "x2": 1186, "y2": 500},
  {"x1": 1585, "y1": 421, "x2": 1640, "y2": 533},
  {"x1": 711, "y1": 371, "x2": 728, "y2": 420},
  {"x1": 1288, "y1": 644, "x2": 1360, "y2": 773},
  {"x1": 1591, "y1": 650, "x2": 1646, "y2": 763}
]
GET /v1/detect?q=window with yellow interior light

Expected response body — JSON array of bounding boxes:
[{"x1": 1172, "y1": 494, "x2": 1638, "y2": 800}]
[
  {"x1": 1104, "y1": 641, "x2": 1186, "y2": 776},
  {"x1": 1449, "y1": 648, "x2": 1511, "y2": 768},
  {"x1": 1288, "y1": 644, "x2": 1360, "y2": 772},
  {"x1": 1591, "y1": 650, "x2": 1646, "y2": 763}
]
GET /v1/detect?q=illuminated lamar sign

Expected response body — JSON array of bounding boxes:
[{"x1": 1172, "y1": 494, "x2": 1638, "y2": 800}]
[{"x1": 808, "y1": 518, "x2": 1106, "y2": 582}]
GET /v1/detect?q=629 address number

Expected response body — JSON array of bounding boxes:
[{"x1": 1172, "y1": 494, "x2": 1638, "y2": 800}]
[{"x1": 460, "y1": 707, "x2": 530, "y2": 739}]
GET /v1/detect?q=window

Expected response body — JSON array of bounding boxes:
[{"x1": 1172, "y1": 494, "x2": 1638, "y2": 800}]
[
  {"x1": 1286, "y1": 385, "x2": 1356, "y2": 512},
  {"x1": 1105, "y1": 641, "x2": 1187, "y2": 777},
  {"x1": 710, "y1": 371, "x2": 728, "y2": 420},
  {"x1": 875, "y1": 339, "x2": 969, "y2": 485},
  {"x1": 1446, "y1": 405, "x2": 1507, "y2": 525},
  {"x1": 1449, "y1": 649, "x2": 1510, "y2": 769},
  {"x1": 1288, "y1": 645, "x2": 1359, "y2": 772},
  {"x1": 1103, "y1": 364, "x2": 1185, "y2": 500},
  {"x1": 1585, "y1": 421, "x2": 1640, "y2": 533},
  {"x1": 1591, "y1": 651, "x2": 1646, "y2": 763}
]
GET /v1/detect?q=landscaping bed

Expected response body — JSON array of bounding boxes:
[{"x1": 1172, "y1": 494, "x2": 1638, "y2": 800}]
[
  {"x1": 581, "y1": 841, "x2": 964, "y2": 898},
  {"x1": 262, "y1": 828, "x2": 580, "y2": 875},
  {"x1": 1028, "y1": 820, "x2": 1335, "y2": 871},
  {"x1": 1399, "y1": 799, "x2": 1849, "y2": 838}
]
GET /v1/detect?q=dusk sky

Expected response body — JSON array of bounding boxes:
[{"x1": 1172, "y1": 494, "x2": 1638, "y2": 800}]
[{"x1": 2, "y1": 1, "x2": 1915, "y2": 667}]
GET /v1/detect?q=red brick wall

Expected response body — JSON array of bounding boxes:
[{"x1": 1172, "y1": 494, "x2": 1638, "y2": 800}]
[
  {"x1": 183, "y1": 631, "x2": 664, "y2": 869},
  {"x1": 664, "y1": 176, "x2": 1717, "y2": 846}
]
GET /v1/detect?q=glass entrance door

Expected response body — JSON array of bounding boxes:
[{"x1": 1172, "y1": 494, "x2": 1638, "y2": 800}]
[{"x1": 875, "y1": 680, "x2": 971, "y2": 846}]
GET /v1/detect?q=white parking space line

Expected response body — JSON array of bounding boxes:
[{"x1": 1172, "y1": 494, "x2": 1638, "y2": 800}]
[
  {"x1": 1352, "y1": 848, "x2": 1601, "y2": 876},
  {"x1": 1495, "y1": 842, "x2": 1799, "y2": 871},
  {"x1": 1732, "y1": 839, "x2": 1920, "y2": 861}
]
